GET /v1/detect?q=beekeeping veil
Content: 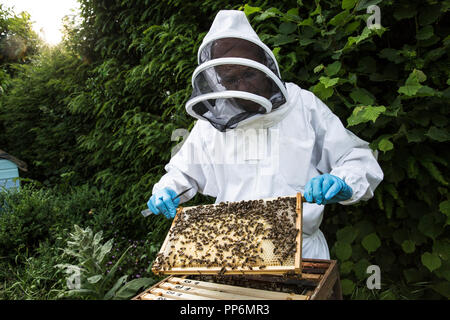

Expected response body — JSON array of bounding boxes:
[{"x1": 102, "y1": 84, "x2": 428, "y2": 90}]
[{"x1": 185, "y1": 10, "x2": 289, "y2": 132}]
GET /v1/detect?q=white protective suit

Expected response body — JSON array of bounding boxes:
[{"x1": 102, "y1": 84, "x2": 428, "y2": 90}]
[{"x1": 152, "y1": 10, "x2": 384, "y2": 259}]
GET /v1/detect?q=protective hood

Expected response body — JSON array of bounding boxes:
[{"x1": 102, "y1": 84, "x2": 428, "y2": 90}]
[{"x1": 185, "y1": 10, "x2": 289, "y2": 132}]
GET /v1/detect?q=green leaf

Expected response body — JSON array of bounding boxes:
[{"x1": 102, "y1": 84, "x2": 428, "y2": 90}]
[
  {"x1": 421, "y1": 252, "x2": 442, "y2": 272},
  {"x1": 341, "y1": 278, "x2": 355, "y2": 295},
  {"x1": 416, "y1": 25, "x2": 434, "y2": 41},
  {"x1": 60, "y1": 289, "x2": 100, "y2": 299},
  {"x1": 342, "y1": 0, "x2": 358, "y2": 10},
  {"x1": 401, "y1": 240, "x2": 415, "y2": 254},
  {"x1": 431, "y1": 114, "x2": 448, "y2": 127},
  {"x1": 439, "y1": 200, "x2": 450, "y2": 219},
  {"x1": 425, "y1": 126, "x2": 450, "y2": 142},
  {"x1": 270, "y1": 34, "x2": 297, "y2": 46},
  {"x1": 412, "y1": 69, "x2": 426, "y2": 82},
  {"x1": 379, "y1": 48, "x2": 404, "y2": 64},
  {"x1": 340, "y1": 261, "x2": 354, "y2": 275},
  {"x1": 104, "y1": 275, "x2": 128, "y2": 300},
  {"x1": 243, "y1": 4, "x2": 262, "y2": 16},
  {"x1": 335, "y1": 241, "x2": 352, "y2": 260},
  {"x1": 398, "y1": 69, "x2": 427, "y2": 96},
  {"x1": 272, "y1": 47, "x2": 281, "y2": 61},
  {"x1": 418, "y1": 5, "x2": 441, "y2": 25},
  {"x1": 403, "y1": 269, "x2": 423, "y2": 283},
  {"x1": 433, "y1": 239, "x2": 450, "y2": 261},
  {"x1": 431, "y1": 282, "x2": 450, "y2": 299},
  {"x1": 97, "y1": 238, "x2": 113, "y2": 263},
  {"x1": 361, "y1": 233, "x2": 381, "y2": 254},
  {"x1": 406, "y1": 128, "x2": 426, "y2": 143},
  {"x1": 102, "y1": 245, "x2": 132, "y2": 290},
  {"x1": 425, "y1": 47, "x2": 446, "y2": 62},
  {"x1": 286, "y1": 8, "x2": 300, "y2": 22},
  {"x1": 347, "y1": 105, "x2": 386, "y2": 126},
  {"x1": 356, "y1": 0, "x2": 383, "y2": 11},
  {"x1": 312, "y1": 82, "x2": 334, "y2": 100},
  {"x1": 279, "y1": 22, "x2": 297, "y2": 34},
  {"x1": 393, "y1": 6, "x2": 417, "y2": 20},
  {"x1": 298, "y1": 17, "x2": 314, "y2": 27},
  {"x1": 336, "y1": 226, "x2": 359, "y2": 244},
  {"x1": 93, "y1": 230, "x2": 103, "y2": 246},
  {"x1": 349, "y1": 88, "x2": 375, "y2": 105},
  {"x1": 348, "y1": 73, "x2": 357, "y2": 85},
  {"x1": 418, "y1": 214, "x2": 443, "y2": 240},
  {"x1": 310, "y1": 3, "x2": 321, "y2": 16},
  {"x1": 115, "y1": 277, "x2": 154, "y2": 300},
  {"x1": 434, "y1": 264, "x2": 450, "y2": 282},
  {"x1": 345, "y1": 21, "x2": 360, "y2": 34},
  {"x1": 87, "y1": 274, "x2": 103, "y2": 284},
  {"x1": 378, "y1": 138, "x2": 393, "y2": 152},
  {"x1": 319, "y1": 76, "x2": 339, "y2": 88},
  {"x1": 379, "y1": 290, "x2": 397, "y2": 300},
  {"x1": 313, "y1": 64, "x2": 324, "y2": 73},
  {"x1": 325, "y1": 61, "x2": 341, "y2": 76},
  {"x1": 254, "y1": 7, "x2": 283, "y2": 21},
  {"x1": 344, "y1": 27, "x2": 372, "y2": 50},
  {"x1": 354, "y1": 259, "x2": 371, "y2": 280},
  {"x1": 420, "y1": 160, "x2": 448, "y2": 186},
  {"x1": 299, "y1": 37, "x2": 314, "y2": 46},
  {"x1": 329, "y1": 11, "x2": 349, "y2": 26}
]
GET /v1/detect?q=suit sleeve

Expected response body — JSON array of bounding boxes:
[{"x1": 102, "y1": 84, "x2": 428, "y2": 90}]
[
  {"x1": 311, "y1": 94, "x2": 384, "y2": 205},
  {"x1": 152, "y1": 121, "x2": 219, "y2": 203}
]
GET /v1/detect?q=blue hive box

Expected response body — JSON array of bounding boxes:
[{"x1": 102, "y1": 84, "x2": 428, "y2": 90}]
[
  {"x1": 0, "y1": 159, "x2": 20, "y2": 190},
  {"x1": 0, "y1": 150, "x2": 27, "y2": 191}
]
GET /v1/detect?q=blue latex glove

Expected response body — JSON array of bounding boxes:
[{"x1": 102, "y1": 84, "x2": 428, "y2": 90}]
[
  {"x1": 304, "y1": 174, "x2": 353, "y2": 205},
  {"x1": 147, "y1": 188, "x2": 180, "y2": 219}
]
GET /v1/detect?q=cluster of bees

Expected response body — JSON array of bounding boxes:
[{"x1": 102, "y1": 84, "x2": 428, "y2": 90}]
[{"x1": 153, "y1": 197, "x2": 300, "y2": 273}]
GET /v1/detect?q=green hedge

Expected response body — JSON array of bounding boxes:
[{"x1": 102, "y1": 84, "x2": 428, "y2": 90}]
[
  {"x1": 0, "y1": 0, "x2": 448, "y2": 299},
  {"x1": 0, "y1": 184, "x2": 114, "y2": 261}
]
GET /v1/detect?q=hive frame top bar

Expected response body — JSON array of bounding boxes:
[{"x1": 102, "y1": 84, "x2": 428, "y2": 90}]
[{"x1": 152, "y1": 193, "x2": 304, "y2": 276}]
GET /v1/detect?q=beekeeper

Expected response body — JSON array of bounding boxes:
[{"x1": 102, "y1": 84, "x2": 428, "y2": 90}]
[{"x1": 146, "y1": 10, "x2": 383, "y2": 259}]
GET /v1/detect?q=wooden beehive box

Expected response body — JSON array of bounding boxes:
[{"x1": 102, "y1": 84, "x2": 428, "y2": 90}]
[
  {"x1": 133, "y1": 259, "x2": 342, "y2": 300},
  {"x1": 151, "y1": 193, "x2": 304, "y2": 276}
]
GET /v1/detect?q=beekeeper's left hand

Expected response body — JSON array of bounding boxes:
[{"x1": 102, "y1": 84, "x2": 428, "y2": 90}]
[{"x1": 304, "y1": 174, "x2": 353, "y2": 205}]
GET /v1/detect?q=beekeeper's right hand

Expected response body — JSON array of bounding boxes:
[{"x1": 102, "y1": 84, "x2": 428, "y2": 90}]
[{"x1": 147, "y1": 188, "x2": 180, "y2": 219}]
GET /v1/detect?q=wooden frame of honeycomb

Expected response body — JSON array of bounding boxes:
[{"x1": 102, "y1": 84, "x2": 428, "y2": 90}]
[{"x1": 152, "y1": 193, "x2": 304, "y2": 276}]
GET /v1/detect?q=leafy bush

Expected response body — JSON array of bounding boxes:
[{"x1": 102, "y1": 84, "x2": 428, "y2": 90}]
[
  {"x1": 0, "y1": 185, "x2": 161, "y2": 300},
  {"x1": 0, "y1": 3, "x2": 41, "y2": 146},
  {"x1": 0, "y1": 183, "x2": 113, "y2": 263},
  {"x1": 0, "y1": 241, "x2": 65, "y2": 300},
  {"x1": 55, "y1": 225, "x2": 155, "y2": 300},
  {"x1": 0, "y1": 46, "x2": 92, "y2": 185}
]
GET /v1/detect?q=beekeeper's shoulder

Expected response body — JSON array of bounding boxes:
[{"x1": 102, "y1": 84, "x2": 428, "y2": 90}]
[
  {"x1": 286, "y1": 82, "x2": 333, "y2": 119},
  {"x1": 188, "y1": 119, "x2": 216, "y2": 143}
]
